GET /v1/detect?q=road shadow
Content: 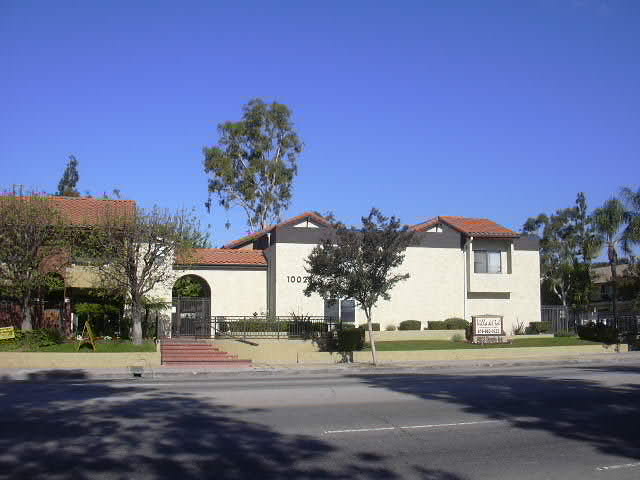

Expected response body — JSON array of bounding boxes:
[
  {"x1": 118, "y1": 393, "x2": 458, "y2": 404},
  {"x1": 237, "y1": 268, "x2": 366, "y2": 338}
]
[
  {"x1": 575, "y1": 365, "x2": 640, "y2": 375},
  {"x1": 0, "y1": 369, "x2": 90, "y2": 383},
  {"x1": 351, "y1": 371, "x2": 640, "y2": 462},
  {"x1": 0, "y1": 379, "x2": 466, "y2": 480}
]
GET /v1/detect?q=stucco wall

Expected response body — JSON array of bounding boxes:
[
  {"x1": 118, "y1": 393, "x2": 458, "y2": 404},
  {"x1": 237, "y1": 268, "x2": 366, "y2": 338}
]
[
  {"x1": 371, "y1": 246, "x2": 466, "y2": 327},
  {"x1": 466, "y1": 249, "x2": 541, "y2": 335},
  {"x1": 163, "y1": 268, "x2": 268, "y2": 316},
  {"x1": 0, "y1": 351, "x2": 161, "y2": 368},
  {"x1": 271, "y1": 243, "x2": 326, "y2": 316},
  {"x1": 267, "y1": 240, "x2": 540, "y2": 333}
]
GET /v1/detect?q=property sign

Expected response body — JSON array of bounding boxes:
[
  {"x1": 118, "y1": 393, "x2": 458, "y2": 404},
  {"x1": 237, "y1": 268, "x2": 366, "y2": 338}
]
[
  {"x1": 77, "y1": 320, "x2": 97, "y2": 351},
  {"x1": 0, "y1": 326, "x2": 15, "y2": 340},
  {"x1": 472, "y1": 316, "x2": 503, "y2": 336}
]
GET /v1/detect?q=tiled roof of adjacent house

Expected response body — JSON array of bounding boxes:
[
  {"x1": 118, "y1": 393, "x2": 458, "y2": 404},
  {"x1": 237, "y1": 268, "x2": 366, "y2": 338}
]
[
  {"x1": 411, "y1": 216, "x2": 519, "y2": 238},
  {"x1": 223, "y1": 211, "x2": 330, "y2": 249},
  {"x1": 177, "y1": 248, "x2": 267, "y2": 266},
  {"x1": 0, "y1": 196, "x2": 137, "y2": 225},
  {"x1": 48, "y1": 197, "x2": 136, "y2": 225}
]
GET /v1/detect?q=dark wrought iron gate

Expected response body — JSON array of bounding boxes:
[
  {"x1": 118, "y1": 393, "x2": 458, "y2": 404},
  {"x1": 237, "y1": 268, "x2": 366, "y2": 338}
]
[{"x1": 172, "y1": 297, "x2": 211, "y2": 336}]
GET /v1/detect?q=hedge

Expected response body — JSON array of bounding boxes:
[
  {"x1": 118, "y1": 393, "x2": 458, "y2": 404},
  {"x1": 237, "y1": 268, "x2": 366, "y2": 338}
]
[
  {"x1": 399, "y1": 320, "x2": 421, "y2": 330},
  {"x1": 337, "y1": 328, "x2": 364, "y2": 351},
  {"x1": 443, "y1": 318, "x2": 470, "y2": 330},
  {"x1": 577, "y1": 323, "x2": 619, "y2": 344},
  {"x1": 427, "y1": 318, "x2": 470, "y2": 330},
  {"x1": 427, "y1": 321, "x2": 446, "y2": 330},
  {"x1": 526, "y1": 321, "x2": 552, "y2": 334}
]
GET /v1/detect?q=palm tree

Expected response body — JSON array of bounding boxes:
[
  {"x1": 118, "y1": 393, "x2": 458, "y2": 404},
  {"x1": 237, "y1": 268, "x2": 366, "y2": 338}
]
[
  {"x1": 591, "y1": 198, "x2": 627, "y2": 316},
  {"x1": 620, "y1": 187, "x2": 640, "y2": 261}
]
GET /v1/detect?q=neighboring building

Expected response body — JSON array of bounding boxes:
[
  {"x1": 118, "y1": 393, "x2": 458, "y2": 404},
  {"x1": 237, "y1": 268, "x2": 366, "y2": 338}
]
[
  {"x1": 165, "y1": 212, "x2": 541, "y2": 336},
  {"x1": 589, "y1": 264, "x2": 638, "y2": 312},
  {"x1": 0, "y1": 197, "x2": 135, "y2": 331}
]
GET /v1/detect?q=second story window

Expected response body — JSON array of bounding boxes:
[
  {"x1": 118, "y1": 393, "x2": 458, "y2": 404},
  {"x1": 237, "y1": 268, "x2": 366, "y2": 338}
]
[{"x1": 474, "y1": 250, "x2": 502, "y2": 274}]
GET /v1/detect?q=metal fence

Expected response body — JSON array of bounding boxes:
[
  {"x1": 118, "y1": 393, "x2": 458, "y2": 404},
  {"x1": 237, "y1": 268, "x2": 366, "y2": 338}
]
[
  {"x1": 205, "y1": 316, "x2": 342, "y2": 340},
  {"x1": 541, "y1": 306, "x2": 640, "y2": 336}
]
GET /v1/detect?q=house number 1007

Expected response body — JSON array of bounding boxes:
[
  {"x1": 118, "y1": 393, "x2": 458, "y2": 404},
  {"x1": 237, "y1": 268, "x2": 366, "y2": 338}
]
[{"x1": 287, "y1": 276, "x2": 308, "y2": 283}]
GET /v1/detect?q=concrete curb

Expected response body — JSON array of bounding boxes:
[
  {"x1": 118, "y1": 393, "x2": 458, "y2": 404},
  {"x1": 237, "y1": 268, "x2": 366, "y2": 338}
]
[{"x1": 1, "y1": 351, "x2": 638, "y2": 382}]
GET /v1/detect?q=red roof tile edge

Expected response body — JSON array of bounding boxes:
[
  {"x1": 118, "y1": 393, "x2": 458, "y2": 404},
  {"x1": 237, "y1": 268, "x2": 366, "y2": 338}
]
[
  {"x1": 223, "y1": 211, "x2": 331, "y2": 248},
  {"x1": 410, "y1": 216, "x2": 519, "y2": 237},
  {"x1": 177, "y1": 248, "x2": 267, "y2": 266}
]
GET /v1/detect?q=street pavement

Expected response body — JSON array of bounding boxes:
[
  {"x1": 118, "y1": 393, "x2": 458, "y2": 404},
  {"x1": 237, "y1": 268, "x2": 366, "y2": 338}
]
[{"x1": 1, "y1": 362, "x2": 640, "y2": 479}]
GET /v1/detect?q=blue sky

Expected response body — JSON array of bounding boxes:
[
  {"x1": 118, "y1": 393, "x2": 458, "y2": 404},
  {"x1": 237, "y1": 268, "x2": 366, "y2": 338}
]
[{"x1": 1, "y1": 0, "x2": 638, "y2": 248}]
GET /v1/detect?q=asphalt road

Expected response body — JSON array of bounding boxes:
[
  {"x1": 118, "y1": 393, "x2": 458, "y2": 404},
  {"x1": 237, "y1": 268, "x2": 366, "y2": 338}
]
[{"x1": 1, "y1": 363, "x2": 640, "y2": 479}]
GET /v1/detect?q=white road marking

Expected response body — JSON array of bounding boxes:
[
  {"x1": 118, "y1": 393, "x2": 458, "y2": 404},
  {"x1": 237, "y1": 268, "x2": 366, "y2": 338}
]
[
  {"x1": 324, "y1": 420, "x2": 500, "y2": 434},
  {"x1": 596, "y1": 462, "x2": 640, "y2": 471}
]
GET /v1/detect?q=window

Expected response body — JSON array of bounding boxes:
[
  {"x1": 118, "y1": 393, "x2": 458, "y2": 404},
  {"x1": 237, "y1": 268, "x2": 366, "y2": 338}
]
[
  {"x1": 474, "y1": 250, "x2": 502, "y2": 273},
  {"x1": 324, "y1": 299, "x2": 339, "y2": 321},
  {"x1": 323, "y1": 298, "x2": 356, "y2": 322},
  {"x1": 340, "y1": 299, "x2": 355, "y2": 322}
]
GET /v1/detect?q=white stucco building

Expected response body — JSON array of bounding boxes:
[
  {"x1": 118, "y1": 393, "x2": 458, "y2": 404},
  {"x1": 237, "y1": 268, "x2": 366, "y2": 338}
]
[{"x1": 166, "y1": 212, "x2": 541, "y2": 335}]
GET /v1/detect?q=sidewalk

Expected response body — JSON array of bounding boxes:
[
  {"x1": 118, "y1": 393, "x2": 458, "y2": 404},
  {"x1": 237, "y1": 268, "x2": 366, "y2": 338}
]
[{"x1": 1, "y1": 351, "x2": 639, "y2": 382}]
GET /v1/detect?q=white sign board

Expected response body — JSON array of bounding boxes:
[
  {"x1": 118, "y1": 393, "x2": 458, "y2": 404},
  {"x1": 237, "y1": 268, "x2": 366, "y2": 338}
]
[{"x1": 473, "y1": 316, "x2": 503, "y2": 336}]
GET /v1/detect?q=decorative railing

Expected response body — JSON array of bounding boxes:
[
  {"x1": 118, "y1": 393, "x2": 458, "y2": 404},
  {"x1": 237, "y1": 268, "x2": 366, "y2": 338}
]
[{"x1": 205, "y1": 316, "x2": 342, "y2": 340}]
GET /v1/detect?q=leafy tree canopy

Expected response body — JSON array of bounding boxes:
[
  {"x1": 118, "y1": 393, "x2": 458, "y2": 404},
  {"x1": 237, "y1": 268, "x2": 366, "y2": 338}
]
[
  {"x1": 203, "y1": 98, "x2": 304, "y2": 231},
  {"x1": 304, "y1": 208, "x2": 415, "y2": 364},
  {"x1": 0, "y1": 193, "x2": 71, "y2": 329},
  {"x1": 523, "y1": 192, "x2": 601, "y2": 309}
]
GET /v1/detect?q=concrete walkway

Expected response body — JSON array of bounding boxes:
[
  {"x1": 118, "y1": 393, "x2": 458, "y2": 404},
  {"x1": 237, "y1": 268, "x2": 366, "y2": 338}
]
[{"x1": 1, "y1": 350, "x2": 639, "y2": 382}]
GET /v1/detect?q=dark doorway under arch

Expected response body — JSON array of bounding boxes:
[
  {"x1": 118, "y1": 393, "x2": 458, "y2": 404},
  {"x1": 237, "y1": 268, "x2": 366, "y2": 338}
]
[{"x1": 172, "y1": 275, "x2": 211, "y2": 337}]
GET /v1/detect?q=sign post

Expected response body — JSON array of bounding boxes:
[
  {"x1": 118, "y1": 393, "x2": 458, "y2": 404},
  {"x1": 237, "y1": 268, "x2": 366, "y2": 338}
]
[{"x1": 471, "y1": 315, "x2": 508, "y2": 344}]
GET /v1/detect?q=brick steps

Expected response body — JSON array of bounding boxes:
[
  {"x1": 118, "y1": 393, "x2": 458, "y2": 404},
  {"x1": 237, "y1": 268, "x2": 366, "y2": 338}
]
[
  {"x1": 160, "y1": 360, "x2": 253, "y2": 367},
  {"x1": 160, "y1": 340, "x2": 251, "y2": 368}
]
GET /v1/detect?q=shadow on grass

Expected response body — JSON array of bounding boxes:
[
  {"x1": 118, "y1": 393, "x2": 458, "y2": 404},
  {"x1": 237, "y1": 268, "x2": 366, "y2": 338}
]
[
  {"x1": 0, "y1": 374, "x2": 466, "y2": 480},
  {"x1": 351, "y1": 370, "x2": 640, "y2": 462}
]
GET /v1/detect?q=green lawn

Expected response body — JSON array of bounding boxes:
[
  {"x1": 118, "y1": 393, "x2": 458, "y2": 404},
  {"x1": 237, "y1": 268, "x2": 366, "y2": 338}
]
[
  {"x1": 364, "y1": 337, "x2": 600, "y2": 351},
  {"x1": 0, "y1": 341, "x2": 156, "y2": 353}
]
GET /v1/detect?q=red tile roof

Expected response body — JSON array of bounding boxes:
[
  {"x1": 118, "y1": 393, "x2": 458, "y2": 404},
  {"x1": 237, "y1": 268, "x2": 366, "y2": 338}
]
[
  {"x1": 224, "y1": 211, "x2": 331, "y2": 249},
  {"x1": 177, "y1": 248, "x2": 267, "y2": 266},
  {"x1": 411, "y1": 216, "x2": 519, "y2": 238},
  {"x1": 48, "y1": 197, "x2": 136, "y2": 225},
  {"x1": 1, "y1": 196, "x2": 137, "y2": 225}
]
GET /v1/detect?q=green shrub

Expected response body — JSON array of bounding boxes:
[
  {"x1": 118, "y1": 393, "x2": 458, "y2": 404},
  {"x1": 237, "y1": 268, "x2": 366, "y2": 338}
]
[
  {"x1": 359, "y1": 323, "x2": 380, "y2": 331},
  {"x1": 527, "y1": 321, "x2": 552, "y2": 334},
  {"x1": 337, "y1": 328, "x2": 364, "y2": 351},
  {"x1": 554, "y1": 329, "x2": 574, "y2": 337},
  {"x1": 5, "y1": 328, "x2": 65, "y2": 350},
  {"x1": 427, "y1": 321, "x2": 446, "y2": 330},
  {"x1": 451, "y1": 333, "x2": 465, "y2": 343},
  {"x1": 577, "y1": 323, "x2": 619, "y2": 344},
  {"x1": 385, "y1": 324, "x2": 396, "y2": 331},
  {"x1": 443, "y1": 318, "x2": 470, "y2": 330},
  {"x1": 399, "y1": 320, "x2": 421, "y2": 330}
]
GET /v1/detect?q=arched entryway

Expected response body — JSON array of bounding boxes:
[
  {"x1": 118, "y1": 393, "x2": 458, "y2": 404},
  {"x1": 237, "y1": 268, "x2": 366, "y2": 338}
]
[{"x1": 172, "y1": 275, "x2": 211, "y2": 337}]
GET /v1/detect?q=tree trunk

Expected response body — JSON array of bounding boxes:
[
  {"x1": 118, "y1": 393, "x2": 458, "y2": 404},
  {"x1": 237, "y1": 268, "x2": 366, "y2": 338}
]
[
  {"x1": 21, "y1": 296, "x2": 33, "y2": 331},
  {"x1": 610, "y1": 261, "x2": 618, "y2": 318},
  {"x1": 131, "y1": 299, "x2": 143, "y2": 345},
  {"x1": 366, "y1": 309, "x2": 378, "y2": 366}
]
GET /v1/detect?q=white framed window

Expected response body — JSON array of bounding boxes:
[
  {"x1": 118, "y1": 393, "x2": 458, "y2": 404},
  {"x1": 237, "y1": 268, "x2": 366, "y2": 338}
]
[
  {"x1": 474, "y1": 250, "x2": 502, "y2": 273},
  {"x1": 323, "y1": 298, "x2": 356, "y2": 322}
]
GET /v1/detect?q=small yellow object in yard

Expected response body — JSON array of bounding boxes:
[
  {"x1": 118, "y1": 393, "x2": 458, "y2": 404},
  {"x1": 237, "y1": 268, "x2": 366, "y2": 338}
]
[
  {"x1": 0, "y1": 326, "x2": 15, "y2": 340},
  {"x1": 77, "y1": 321, "x2": 97, "y2": 351}
]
